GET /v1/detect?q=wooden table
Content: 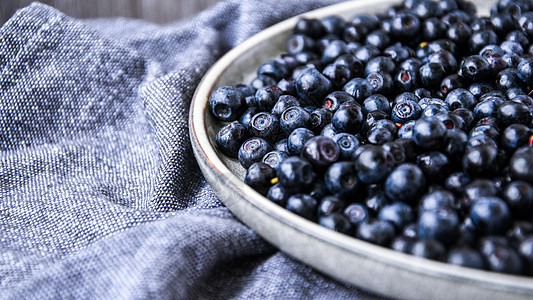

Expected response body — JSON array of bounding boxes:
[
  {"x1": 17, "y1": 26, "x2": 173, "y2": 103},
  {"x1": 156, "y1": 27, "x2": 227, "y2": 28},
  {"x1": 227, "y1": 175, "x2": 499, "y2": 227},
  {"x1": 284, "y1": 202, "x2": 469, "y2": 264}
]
[{"x1": 1, "y1": 0, "x2": 221, "y2": 25}]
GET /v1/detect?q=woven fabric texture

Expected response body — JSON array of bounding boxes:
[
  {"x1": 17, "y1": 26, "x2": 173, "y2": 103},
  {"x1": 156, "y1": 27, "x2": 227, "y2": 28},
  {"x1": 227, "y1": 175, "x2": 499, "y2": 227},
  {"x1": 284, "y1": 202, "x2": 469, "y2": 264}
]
[{"x1": 0, "y1": 1, "x2": 382, "y2": 299}]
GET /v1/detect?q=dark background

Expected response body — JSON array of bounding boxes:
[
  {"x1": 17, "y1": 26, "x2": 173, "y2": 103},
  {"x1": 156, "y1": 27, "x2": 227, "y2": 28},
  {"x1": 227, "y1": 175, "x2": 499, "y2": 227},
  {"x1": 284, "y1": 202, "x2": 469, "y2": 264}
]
[{"x1": 1, "y1": 0, "x2": 222, "y2": 25}]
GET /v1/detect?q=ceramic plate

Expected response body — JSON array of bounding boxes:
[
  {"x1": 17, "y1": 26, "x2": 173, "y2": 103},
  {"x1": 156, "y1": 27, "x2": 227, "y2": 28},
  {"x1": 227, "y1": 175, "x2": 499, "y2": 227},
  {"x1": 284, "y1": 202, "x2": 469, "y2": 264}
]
[{"x1": 189, "y1": 0, "x2": 533, "y2": 299}]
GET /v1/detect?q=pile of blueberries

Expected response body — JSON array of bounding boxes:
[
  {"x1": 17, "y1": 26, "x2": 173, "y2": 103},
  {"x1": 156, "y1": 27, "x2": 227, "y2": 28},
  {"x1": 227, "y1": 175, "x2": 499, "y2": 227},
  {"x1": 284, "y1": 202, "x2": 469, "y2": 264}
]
[{"x1": 210, "y1": 0, "x2": 533, "y2": 275}]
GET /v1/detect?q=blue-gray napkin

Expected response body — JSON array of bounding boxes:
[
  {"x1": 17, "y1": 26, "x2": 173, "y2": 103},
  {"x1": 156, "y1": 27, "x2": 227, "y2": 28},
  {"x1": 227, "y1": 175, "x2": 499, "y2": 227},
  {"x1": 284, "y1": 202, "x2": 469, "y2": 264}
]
[{"x1": 0, "y1": 1, "x2": 381, "y2": 299}]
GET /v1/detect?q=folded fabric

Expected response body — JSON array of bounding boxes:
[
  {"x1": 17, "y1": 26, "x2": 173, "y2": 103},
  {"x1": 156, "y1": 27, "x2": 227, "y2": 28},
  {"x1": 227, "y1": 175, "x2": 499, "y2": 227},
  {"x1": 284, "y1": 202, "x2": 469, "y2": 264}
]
[{"x1": 0, "y1": 1, "x2": 382, "y2": 299}]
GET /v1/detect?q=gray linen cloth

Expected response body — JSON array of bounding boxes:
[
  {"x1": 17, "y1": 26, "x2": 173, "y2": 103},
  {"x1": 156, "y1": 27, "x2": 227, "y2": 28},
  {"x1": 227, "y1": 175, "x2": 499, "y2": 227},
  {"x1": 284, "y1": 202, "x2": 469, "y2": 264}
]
[{"x1": 0, "y1": 1, "x2": 382, "y2": 299}]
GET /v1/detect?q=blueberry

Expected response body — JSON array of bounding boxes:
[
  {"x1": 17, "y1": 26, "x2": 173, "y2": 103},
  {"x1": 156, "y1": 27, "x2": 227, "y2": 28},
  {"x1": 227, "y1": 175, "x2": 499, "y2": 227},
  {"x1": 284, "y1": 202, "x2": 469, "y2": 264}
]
[
  {"x1": 331, "y1": 104, "x2": 364, "y2": 134},
  {"x1": 491, "y1": 13, "x2": 518, "y2": 38},
  {"x1": 460, "y1": 179, "x2": 500, "y2": 214},
  {"x1": 365, "y1": 29, "x2": 391, "y2": 50},
  {"x1": 391, "y1": 100, "x2": 422, "y2": 124},
  {"x1": 244, "y1": 162, "x2": 276, "y2": 195},
  {"x1": 333, "y1": 133, "x2": 360, "y2": 161},
  {"x1": 352, "y1": 45, "x2": 381, "y2": 64},
  {"x1": 390, "y1": 13, "x2": 420, "y2": 40},
  {"x1": 249, "y1": 112, "x2": 281, "y2": 143},
  {"x1": 258, "y1": 60, "x2": 288, "y2": 81},
  {"x1": 355, "y1": 146, "x2": 395, "y2": 184},
  {"x1": 287, "y1": 128, "x2": 315, "y2": 156},
  {"x1": 351, "y1": 14, "x2": 380, "y2": 31},
  {"x1": 471, "y1": 17, "x2": 494, "y2": 32},
  {"x1": 419, "y1": 190, "x2": 455, "y2": 211},
  {"x1": 428, "y1": 50, "x2": 459, "y2": 74},
  {"x1": 416, "y1": 151, "x2": 450, "y2": 182},
  {"x1": 383, "y1": 43, "x2": 413, "y2": 63},
  {"x1": 502, "y1": 181, "x2": 533, "y2": 217},
  {"x1": 216, "y1": 121, "x2": 251, "y2": 158},
  {"x1": 320, "y1": 123, "x2": 338, "y2": 139},
  {"x1": 274, "y1": 138, "x2": 289, "y2": 153},
  {"x1": 344, "y1": 203, "x2": 369, "y2": 226},
  {"x1": 446, "y1": 247, "x2": 486, "y2": 269},
  {"x1": 443, "y1": 128, "x2": 468, "y2": 159},
  {"x1": 294, "y1": 18, "x2": 325, "y2": 38},
  {"x1": 238, "y1": 138, "x2": 273, "y2": 169},
  {"x1": 447, "y1": 22, "x2": 473, "y2": 48},
  {"x1": 509, "y1": 147, "x2": 533, "y2": 184},
  {"x1": 286, "y1": 34, "x2": 315, "y2": 55},
  {"x1": 422, "y1": 17, "x2": 446, "y2": 40},
  {"x1": 394, "y1": 70, "x2": 418, "y2": 92},
  {"x1": 506, "y1": 30, "x2": 530, "y2": 49},
  {"x1": 422, "y1": 104, "x2": 449, "y2": 118},
  {"x1": 439, "y1": 74, "x2": 465, "y2": 97},
  {"x1": 365, "y1": 190, "x2": 390, "y2": 215},
  {"x1": 319, "y1": 213, "x2": 354, "y2": 234},
  {"x1": 519, "y1": 237, "x2": 533, "y2": 273},
  {"x1": 253, "y1": 86, "x2": 282, "y2": 111},
  {"x1": 445, "y1": 88, "x2": 476, "y2": 110},
  {"x1": 461, "y1": 55, "x2": 491, "y2": 82},
  {"x1": 507, "y1": 221, "x2": 533, "y2": 246},
  {"x1": 497, "y1": 101, "x2": 532, "y2": 127},
  {"x1": 517, "y1": 58, "x2": 533, "y2": 84},
  {"x1": 295, "y1": 67, "x2": 333, "y2": 106},
  {"x1": 473, "y1": 97, "x2": 504, "y2": 120},
  {"x1": 382, "y1": 140, "x2": 409, "y2": 165},
  {"x1": 325, "y1": 161, "x2": 359, "y2": 198},
  {"x1": 391, "y1": 236, "x2": 414, "y2": 253},
  {"x1": 322, "y1": 91, "x2": 355, "y2": 113},
  {"x1": 418, "y1": 206, "x2": 459, "y2": 245},
  {"x1": 239, "y1": 107, "x2": 259, "y2": 130},
  {"x1": 470, "y1": 196, "x2": 511, "y2": 235},
  {"x1": 385, "y1": 163, "x2": 426, "y2": 203},
  {"x1": 362, "y1": 94, "x2": 391, "y2": 116},
  {"x1": 419, "y1": 62, "x2": 446, "y2": 89},
  {"x1": 484, "y1": 244, "x2": 524, "y2": 275},
  {"x1": 366, "y1": 127, "x2": 395, "y2": 145},
  {"x1": 280, "y1": 106, "x2": 311, "y2": 135},
  {"x1": 322, "y1": 40, "x2": 348, "y2": 63},
  {"x1": 301, "y1": 136, "x2": 340, "y2": 171},
  {"x1": 343, "y1": 25, "x2": 368, "y2": 43},
  {"x1": 318, "y1": 195, "x2": 346, "y2": 217},
  {"x1": 309, "y1": 108, "x2": 333, "y2": 133},
  {"x1": 356, "y1": 219, "x2": 396, "y2": 246},
  {"x1": 452, "y1": 108, "x2": 475, "y2": 130},
  {"x1": 397, "y1": 120, "x2": 416, "y2": 139},
  {"x1": 321, "y1": 15, "x2": 348, "y2": 36},
  {"x1": 495, "y1": 68, "x2": 523, "y2": 91},
  {"x1": 286, "y1": 194, "x2": 318, "y2": 221},
  {"x1": 367, "y1": 72, "x2": 394, "y2": 96},
  {"x1": 262, "y1": 150, "x2": 289, "y2": 170},
  {"x1": 278, "y1": 156, "x2": 314, "y2": 192},
  {"x1": 468, "y1": 82, "x2": 494, "y2": 100},
  {"x1": 400, "y1": 58, "x2": 423, "y2": 73},
  {"x1": 271, "y1": 95, "x2": 300, "y2": 118},
  {"x1": 363, "y1": 110, "x2": 390, "y2": 132},
  {"x1": 409, "y1": 239, "x2": 446, "y2": 261},
  {"x1": 500, "y1": 124, "x2": 532, "y2": 150},
  {"x1": 342, "y1": 78, "x2": 373, "y2": 102},
  {"x1": 322, "y1": 63, "x2": 352, "y2": 88},
  {"x1": 469, "y1": 30, "x2": 499, "y2": 53},
  {"x1": 267, "y1": 183, "x2": 289, "y2": 207},
  {"x1": 335, "y1": 54, "x2": 364, "y2": 77},
  {"x1": 444, "y1": 172, "x2": 471, "y2": 194},
  {"x1": 412, "y1": 117, "x2": 447, "y2": 149},
  {"x1": 462, "y1": 144, "x2": 500, "y2": 177},
  {"x1": 379, "y1": 202, "x2": 414, "y2": 230},
  {"x1": 209, "y1": 86, "x2": 245, "y2": 121},
  {"x1": 365, "y1": 56, "x2": 396, "y2": 77}
]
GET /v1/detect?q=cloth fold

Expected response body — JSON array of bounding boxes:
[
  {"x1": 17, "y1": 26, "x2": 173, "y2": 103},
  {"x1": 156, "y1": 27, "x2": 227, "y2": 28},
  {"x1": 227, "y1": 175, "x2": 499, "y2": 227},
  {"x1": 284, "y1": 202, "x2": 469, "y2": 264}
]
[{"x1": 0, "y1": 1, "x2": 381, "y2": 299}]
